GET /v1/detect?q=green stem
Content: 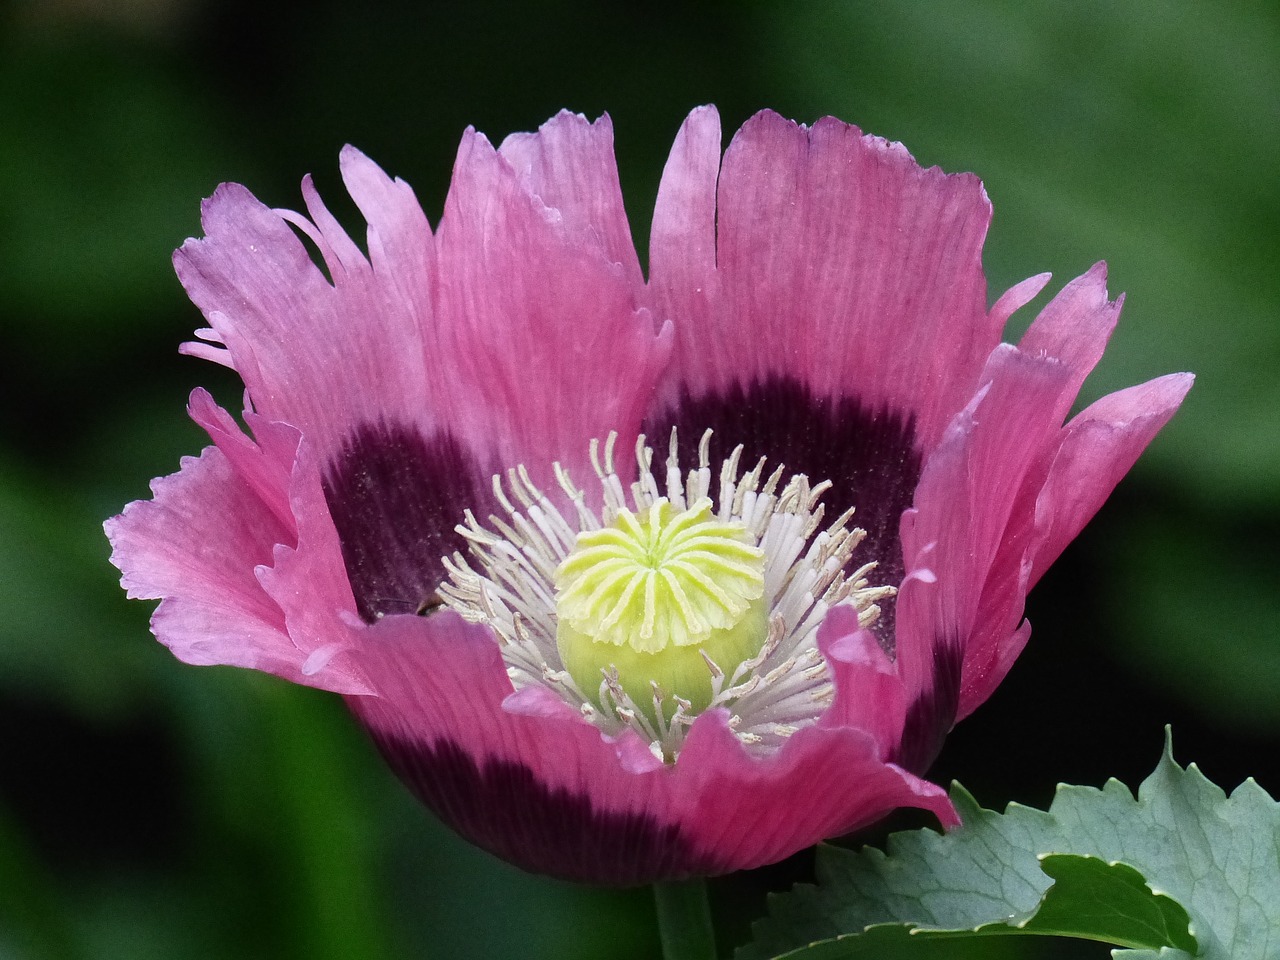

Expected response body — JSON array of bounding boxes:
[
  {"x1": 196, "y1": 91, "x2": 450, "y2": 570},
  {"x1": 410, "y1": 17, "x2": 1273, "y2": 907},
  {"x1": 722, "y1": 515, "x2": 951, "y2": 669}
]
[{"x1": 654, "y1": 878, "x2": 716, "y2": 960}]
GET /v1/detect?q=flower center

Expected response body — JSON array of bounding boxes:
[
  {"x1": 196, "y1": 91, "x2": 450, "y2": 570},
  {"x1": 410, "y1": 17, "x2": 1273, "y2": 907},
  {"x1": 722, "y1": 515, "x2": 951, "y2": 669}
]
[
  {"x1": 554, "y1": 498, "x2": 768, "y2": 720},
  {"x1": 438, "y1": 429, "x2": 895, "y2": 762}
]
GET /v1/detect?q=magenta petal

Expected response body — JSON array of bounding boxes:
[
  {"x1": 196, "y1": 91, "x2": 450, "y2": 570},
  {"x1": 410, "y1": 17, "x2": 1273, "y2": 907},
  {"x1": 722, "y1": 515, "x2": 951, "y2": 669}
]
[
  {"x1": 672, "y1": 711, "x2": 958, "y2": 869},
  {"x1": 1017, "y1": 262, "x2": 1124, "y2": 422},
  {"x1": 188, "y1": 387, "x2": 297, "y2": 532},
  {"x1": 896, "y1": 346, "x2": 1075, "y2": 763},
  {"x1": 1030, "y1": 372, "x2": 1194, "y2": 586},
  {"x1": 990, "y1": 272, "x2": 1052, "y2": 329},
  {"x1": 817, "y1": 606, "x2": 908, "y2": 756}
]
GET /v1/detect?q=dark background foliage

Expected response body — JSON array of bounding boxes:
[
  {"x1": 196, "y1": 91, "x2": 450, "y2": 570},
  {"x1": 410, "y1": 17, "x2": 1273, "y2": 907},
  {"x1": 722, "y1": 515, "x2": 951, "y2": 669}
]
[{"x1": 0, "y1": 1, "x2": 1276, "y2": 957}]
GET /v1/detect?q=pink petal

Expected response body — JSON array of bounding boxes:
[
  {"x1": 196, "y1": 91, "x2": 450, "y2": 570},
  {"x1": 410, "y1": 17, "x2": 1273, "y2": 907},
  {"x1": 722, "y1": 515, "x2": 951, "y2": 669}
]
[
  {"x1": 173, "y1": 171, "x2": 439, "y2": 463},
  {"x1": 673, "y1": 710, "x2": 958, "y2": 870},
  {"x1": 896, "y1": 346, "x2": 1073, "y2": 762},
  {"x1": 345, "y1": 611, "x2": 954, "y2": 885},
  {"x1": 105, "y1": 445, "x2": 309, "y2": 684},
  {"x1": 989, "y1": 272, "x2": 1052, "y2": 330},
  {"x1": 255, "y1": 434, "x2": 369, "y2": 690},
  {"x1": 499, "y1": 111, "x2": 645, "y2": 291},
  {"x1": 110, "y1": 389, "x2": 372, "y2": 694},
  {"x1": 339, "y1": 146, "x2": 437, "y2": 345},
  {"x1": 1030, "y1": 372, "x2": 1194, "y2": 586},
  {"x1": 188, "y1": 387, "x2": 296, "y2": 532},
  {"x1": 434, "y1": 127, "x2": 672, "y2": 483},
  {"x1": 817, "y1": 605, "x2": 909, "y2": 756},
  {"x1": 1017, "y1": 262, "x2": 1124, "y2": 422},
  {"x1": 652, "y1": 109, "x2": 999, "y2": 451},
  {"x1": 648, "y1": 105, "x2": 722, "y2": 373}
]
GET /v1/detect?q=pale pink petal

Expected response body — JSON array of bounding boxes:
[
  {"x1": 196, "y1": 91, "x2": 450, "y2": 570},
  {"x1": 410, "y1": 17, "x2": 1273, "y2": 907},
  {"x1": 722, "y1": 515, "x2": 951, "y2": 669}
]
[
  {"x1": 1030, "y1": 373, "x2": 1194, "y2": 586},
  {"x1": 339, "y1": 146, "x2": 437, "y2": 360},
  {"x1": 895, "y1": 346, "x2": 1072, "y2": 763},
  {"x1": 989, "y1": 272, "x2": 1052, "y2": 330},
  {"x1": 187, "y1": 387, "x2": 296, "y2": 531},
  {"x1": 648, "y1": 105, "x2": 722, "y2": 364},
  {"x1": 255, "y1": 436, "x2": 369, "y2": 691}
]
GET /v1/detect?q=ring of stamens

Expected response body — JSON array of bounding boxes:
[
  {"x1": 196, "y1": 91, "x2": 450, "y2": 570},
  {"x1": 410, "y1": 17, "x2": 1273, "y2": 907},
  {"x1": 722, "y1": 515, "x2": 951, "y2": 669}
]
[{"x1": 438, "y1": 429, "x2": 894, "y2": 763}]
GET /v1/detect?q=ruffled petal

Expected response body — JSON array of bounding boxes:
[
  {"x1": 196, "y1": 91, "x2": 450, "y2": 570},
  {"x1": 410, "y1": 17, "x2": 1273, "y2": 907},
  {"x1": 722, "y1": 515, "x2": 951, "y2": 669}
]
[
  {"x1": 345, "y1": 611, "x2": 954, "y2": 885},
  {"x1": 651, "y1": 108, "x2": 998, "y2": 451},
  {"x1": 188, "y1": 387, "x2": 296, "y2": 531},
  {"x1": 173, "y1": 163, "x2": 438, "y2": 462},
  {"x1": 1017, "y1": 262, "x2": 1124, "y2": 423},
  {"x1": 672, "y1": 709, "x2": 957, "y2": 872},
  {"x1": 1030, "y1": 372, "x2": 1194, "y2": 586},
  {"x1": 434, "y1": 126, "x2": 671, "y2": 484},
  {"x1": 104, "y1": 444, "x2": 314, "y2": 684},
  {"x1": 817, "y1": 605, "x2": 908, "y2": 756},
  {"x1": 896, "y1": 345, "x2": 1073, "y2": 765},
  {"x1": 498, "y1": 111, "x2": 645, "y2": 290}
]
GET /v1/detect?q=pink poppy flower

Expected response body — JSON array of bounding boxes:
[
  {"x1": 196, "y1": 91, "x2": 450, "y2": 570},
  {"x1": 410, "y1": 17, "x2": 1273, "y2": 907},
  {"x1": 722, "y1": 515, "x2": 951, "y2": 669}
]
[{"x1": 106, "y1": 107, "x2": 1190, "y2": 886}]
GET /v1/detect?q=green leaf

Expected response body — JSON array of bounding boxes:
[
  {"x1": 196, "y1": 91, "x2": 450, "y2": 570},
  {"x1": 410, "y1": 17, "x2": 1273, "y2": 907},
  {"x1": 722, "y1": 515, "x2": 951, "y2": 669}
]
[
  {"x1": 1021, "y1": 855, "x2": 1193, "y2": 949},
  {"x1": 750, "y1": 856, "x2": 1193, "y2": 960},
  {"x1": 741, "y1": 732, "x2": 1279, "y2": 959}
]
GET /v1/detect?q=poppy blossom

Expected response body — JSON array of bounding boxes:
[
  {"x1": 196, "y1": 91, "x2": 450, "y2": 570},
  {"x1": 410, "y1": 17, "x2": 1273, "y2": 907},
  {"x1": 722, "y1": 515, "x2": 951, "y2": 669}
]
[{"x1": 106, "y1": 107, "x2": 1191, "y2": 885}]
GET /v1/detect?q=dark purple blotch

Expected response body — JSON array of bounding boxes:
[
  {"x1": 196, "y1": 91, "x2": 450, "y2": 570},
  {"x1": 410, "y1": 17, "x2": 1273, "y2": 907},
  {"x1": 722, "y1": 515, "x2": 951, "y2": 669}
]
[
  {"x1": 365, "y1": 735, "x2": 725, "y2": 886},
  {"x1": 323, "y1": 422, "x2": 491, "y2": 623}
]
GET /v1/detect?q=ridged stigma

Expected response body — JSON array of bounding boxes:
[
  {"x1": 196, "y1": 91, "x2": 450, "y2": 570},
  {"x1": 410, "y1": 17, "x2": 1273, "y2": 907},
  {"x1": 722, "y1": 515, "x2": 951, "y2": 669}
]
[{"x1": 554, "y1": 497, "x2": 768, "y2": 718}]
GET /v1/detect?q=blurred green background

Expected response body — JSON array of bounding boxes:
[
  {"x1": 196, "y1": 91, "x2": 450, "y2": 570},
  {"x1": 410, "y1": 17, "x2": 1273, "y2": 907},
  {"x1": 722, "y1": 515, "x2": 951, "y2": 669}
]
[{"x1": 0, "y1": 1, "x2": 1276, "y2": 957}]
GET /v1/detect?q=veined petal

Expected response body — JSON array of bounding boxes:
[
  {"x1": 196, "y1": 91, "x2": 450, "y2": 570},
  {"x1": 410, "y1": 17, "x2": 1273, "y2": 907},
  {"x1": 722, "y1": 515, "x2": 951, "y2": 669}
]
[
  {"x1": 648, "y1": 105, "x2": 722, "y2": 359},
  {"x1": 346, "y1": 611, "x2": 954, "y2": 885},
  {"x1": 434, "y1": 126, "x2": 671, "y2": 484},
  {"x1": 1017, "y1": 261, "x2": 1124, "y2": 423},
  {"x1": 105, "y1": 438, "x2": 368, "y2": 695},
  {"x1": 106, "y1": 446, "x2": 293, "y2": 673},
  {"x1": 1030, "y1": 372, "x2": 1194, "y2": 586},
  {"x1": 651, "y1": 108, "x2": 998, "y2": 452},
  {"x1": 499, "y1": 111, "x2": 645, "y2": 290},
  {"x1": 896, "y1": 345, "x2": 1073, "y2": 767},
  {"x1": 173, "y1": 167, "x2": 440, "y2": 465}
]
